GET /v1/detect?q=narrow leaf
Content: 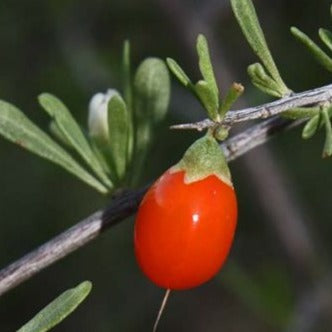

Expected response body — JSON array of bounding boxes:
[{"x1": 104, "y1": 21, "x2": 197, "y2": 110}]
[
  {"x1": 219, "y1": 83, "x2": 244, "y2": 117},
  {"x1": 291, "y1": 27, "x2": 332, "y2": 72},
  {"x1": 122, "y1": 40, "x2": 133, "y2": 111},
  {"x1": 195, "y1": 80, "x2": 219, "y2": 120},
  {"x1": 90, "y1": 140, "x2": 112, "y2": 174},
  {"x1": 283, "y1": 107, "x2": 319, "y2": 120},
  {"x1": 122, "y1": 40, "x2": 134, "y2": 166},
  {"x1": 231, "y1": 0, "x2": 289, "y2": 95},
  {"x1": 49, "y1": 121, "x2": 72, "y2": 147},
  {"x1": 248, "y1": 63, "x2": 271, "y2": 82},
  {"x1": 196, "y1": 34, "x2": 219, "y2": 108},
  {"x1": 38, "y1": 93, "x2": 112, "y2": 188},
  {"x1": 322, "y1": 108, "x2": 332, "y2": 157},
  {"x1": 166, "y1": 57, "x2": 193, "y2": 88},
  {"x1": 319, "y1": 28, "x2": 332, "y2": 53},
  {"x1": 0, "y1": 100, "x2": 108, "y2": 193},
  {"x1": 248, "y1": 63, "x2": 283, "y2": 97},
  {"x1": 302, "y1": 114, "x2": 320, "y2": 139},
  {"x1": 17, "y1": 281, "x2": 92, "y2": 332},
  {"x1": 251, "y1": 80, "x2": 282, "y2": 98},
  {"x1": 108, "y1": 94, "x2": 129, "y2": 180}
]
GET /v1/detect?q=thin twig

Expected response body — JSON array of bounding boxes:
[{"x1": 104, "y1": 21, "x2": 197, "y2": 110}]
[
  {"x1": 0, "y1": 115, "x2": 300, "y2": 297},
  {"x1": 171, "y1": 84, "x2": 332, "y2": 131}
]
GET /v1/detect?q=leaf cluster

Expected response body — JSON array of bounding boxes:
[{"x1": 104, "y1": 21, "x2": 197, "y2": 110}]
[
  {"x1": 167, "y1": 35, "x2": 243, "y2": 127},
  {"x1": 166, "y1": 0, "x2": 332, "y2": 157},
  {"x1": 0, "y1": 42, "x2": 170, "y2": 193},
  {"x1": 231, "y1": 0, "x2": 290, "y2": 98},
  {"x1": 289, "y1": 7, "x2": 332, "y2": 156},
  {"x1": 231, "y1": 0, "x2": 332, "y2": 157},
  {"x1": 291, "y1": 6, "x2": 332, "y2": 74}
]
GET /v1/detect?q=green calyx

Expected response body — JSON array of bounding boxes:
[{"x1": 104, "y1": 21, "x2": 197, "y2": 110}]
[{"x1": 171, "y1": 133, "x2": 232, "y2": 187}]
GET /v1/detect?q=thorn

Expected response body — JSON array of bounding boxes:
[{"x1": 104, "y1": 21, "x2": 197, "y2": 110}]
[{"x1": 153, "y1": 289, "x2": 171, "y2": 332}]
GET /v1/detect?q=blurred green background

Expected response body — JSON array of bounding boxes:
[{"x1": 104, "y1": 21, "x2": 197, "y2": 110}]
[{"x1": 0, "y1": 0, "x2": 332, "y2": 331}]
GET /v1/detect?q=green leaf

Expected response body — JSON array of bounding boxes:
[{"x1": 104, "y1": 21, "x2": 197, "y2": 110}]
[
  {"x1": 252, "y1": 81, "x2": 282, "y2": 98},
  {"x1": 195, "y1": 80, "x2": 219, "y2": 120},
  {"x1": 167, "y1": 56, "x2": 220, "y2": 120},
  {"x1": 17, "y1": 281, "x2": 92, "y2": 332},
  {"x1": 0, "y1": 100, "x2": 108, "y2": 193},
  {"x1": 231, "y1": 0, "x2": 289, "y2": 95},
  {"x1": 166, "y1": 57, "x2": 193, "y2": 88},
  {"x1": 322, "y1": 107, "x2": 332, "y2": 157},
  {"x1": 132, "y1": 122, "x2": 152, "y2": 186},
  {"x1": 219, "y1": 83, "x2": 244, "y2": 117},
  {"x1": 133, "y1": 57, "x2": 170, "y2": 184},
  {"x1": 38, "y1": 93, "x2": 113, "y2": 188},
  {"x1": 108, "y1": 94, "x2": 129, "y2": 180},
  {"x1": 122, "y1": 40, "x2": 133, "y2": 111},
  {"x1": 283, "y1": 107, "x2": 319, "y2": 120},
  {"x1": 196, "y1": 34, "x2": 219, "y2": 108},
  {"x1": 247, "y1": 63, "x2": 283, "y2": 97},
  {"x1": 319, "y1": 28, "x2": 332, "y2": 53},
  {"x1": 247, "y1": 63, "x2": 271, "y2": 82},
  {"x1": 49, "y1": 121, "x2": 72, "y2": 147},
  {"x1": 90, "y1": 140, "x2": 112, "y2": 174},
  {"x1": 302, "y1": 113, "x2": 320, "y2": 139},
  {"x1": 291, "y1": 27, "x2": 332, "y2": 72},
  {"x1": 122, "y1": 40, "x2": 134, "y2": 166}
]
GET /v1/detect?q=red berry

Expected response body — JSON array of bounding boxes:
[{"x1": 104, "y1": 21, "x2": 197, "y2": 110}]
[{"x1": 134, "y1": 168, "x2": 237, "y2": 290}]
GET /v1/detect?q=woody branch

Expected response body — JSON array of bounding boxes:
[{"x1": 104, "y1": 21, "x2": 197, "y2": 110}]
[{"x1": 171, "y1": 83, "x2": 332, "y2": 131}]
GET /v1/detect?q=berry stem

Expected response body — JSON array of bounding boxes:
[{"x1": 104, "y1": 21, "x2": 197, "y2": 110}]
[{"x1": 153, "y1": 289, "x2": 171, "y2": 332}]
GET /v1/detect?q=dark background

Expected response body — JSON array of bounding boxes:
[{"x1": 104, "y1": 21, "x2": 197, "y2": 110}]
[{"x1": 0, "y1": 0, "x2": 331, "y2": 331}]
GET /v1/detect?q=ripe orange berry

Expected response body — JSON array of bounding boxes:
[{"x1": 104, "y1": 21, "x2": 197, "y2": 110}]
[{"x1": 134, "y1": 168, "x2": 237, "y2": 290}]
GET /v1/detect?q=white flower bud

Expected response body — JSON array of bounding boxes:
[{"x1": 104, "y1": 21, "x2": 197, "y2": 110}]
[{"x1": 88, "y1": 89, "x2": 119, "y2": 142}]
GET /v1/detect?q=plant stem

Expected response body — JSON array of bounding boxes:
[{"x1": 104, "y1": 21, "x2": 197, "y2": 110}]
[
  {"x1": 170, "y1": 83, "x2": 332, "y2": 131},
  {"x1": 153, "y1": 289, "x2": 171, "y2": 332}
]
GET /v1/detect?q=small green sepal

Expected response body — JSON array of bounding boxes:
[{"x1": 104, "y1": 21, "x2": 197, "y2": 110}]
[{"x1": 171, "y1": 134, "x2": 232, "y2": 187}]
